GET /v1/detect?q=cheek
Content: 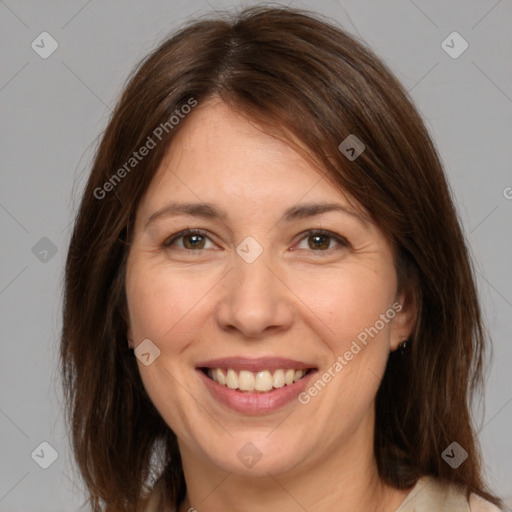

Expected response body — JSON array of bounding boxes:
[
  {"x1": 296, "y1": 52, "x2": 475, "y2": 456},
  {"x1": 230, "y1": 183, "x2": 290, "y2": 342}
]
[
  {"x1": 295, "y1": 268, "x2": 396, "y2": 421},
  {"x1": 125, "y1": 259, "x2": 211, "y2": 431},
  {"x1": 125, "y1": 259, "x2": 212, "y2": 346},
  {"x1": 291, "y1": 262, "x2": 396, "y2": 351}
]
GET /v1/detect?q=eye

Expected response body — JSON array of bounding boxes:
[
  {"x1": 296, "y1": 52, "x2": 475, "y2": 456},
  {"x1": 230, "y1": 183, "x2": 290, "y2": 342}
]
[
  {"x1": 162, "y1": 228, "x2": 350, "y2": 253},
  {"x1": 163, "y1": 229, "x2": 215, "y2": 250},
  {"x1": 295, "y1": 229, "x2": 349, "y2": 253}
]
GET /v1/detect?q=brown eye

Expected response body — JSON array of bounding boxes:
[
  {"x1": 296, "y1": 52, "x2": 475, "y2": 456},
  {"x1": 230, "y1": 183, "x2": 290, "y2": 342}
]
[
  {"x1": 296, "y1": 230, "x2": 349, "y2": 252},
  {"x1": 182, "y1": 233, "x2": 206, "y2": 249},
  {"x1": 308, "y1": 234, "x2": 331, "y2": 250},
  {"x1": 163, "y1": 229, "x2": 214, "y2": 250}
]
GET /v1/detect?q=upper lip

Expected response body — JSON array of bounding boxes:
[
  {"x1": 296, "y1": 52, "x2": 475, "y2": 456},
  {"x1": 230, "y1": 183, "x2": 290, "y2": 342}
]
[{"x1": 196, "y1": 357, "x2": 316, "y2": 372}]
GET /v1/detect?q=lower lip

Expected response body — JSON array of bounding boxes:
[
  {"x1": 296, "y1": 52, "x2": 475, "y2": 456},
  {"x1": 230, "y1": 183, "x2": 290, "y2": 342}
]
[{"x1": 197, "y1": 369, "x2": 317, "y2": 414}]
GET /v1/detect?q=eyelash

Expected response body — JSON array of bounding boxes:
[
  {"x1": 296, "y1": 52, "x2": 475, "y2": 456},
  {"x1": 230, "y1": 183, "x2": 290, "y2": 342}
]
[{"x1": 162, "y1": 228, "x2": 350, "y2": 254}]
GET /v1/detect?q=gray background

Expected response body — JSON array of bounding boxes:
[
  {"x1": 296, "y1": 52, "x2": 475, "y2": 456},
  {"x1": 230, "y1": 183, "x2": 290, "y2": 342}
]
[{"x1": 1, "y1": 0, "x2": 511, "y2": 510}]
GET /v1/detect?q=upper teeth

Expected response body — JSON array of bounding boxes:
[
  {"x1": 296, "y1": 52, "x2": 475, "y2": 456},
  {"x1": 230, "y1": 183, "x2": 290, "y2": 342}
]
[{"x1": 207, "y1": 368, "x2": 308, "y2": 392}]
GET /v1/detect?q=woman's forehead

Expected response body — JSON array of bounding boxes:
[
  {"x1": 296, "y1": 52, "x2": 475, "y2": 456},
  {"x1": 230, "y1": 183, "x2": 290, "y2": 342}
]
[{"x1": 139, "y1": 99, "x2": 363, "y2": 217}]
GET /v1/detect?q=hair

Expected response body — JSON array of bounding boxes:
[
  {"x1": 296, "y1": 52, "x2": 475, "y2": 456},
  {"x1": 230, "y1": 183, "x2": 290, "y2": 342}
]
[{"x1": 60, "y1": 5, "x2": 504, "y2": 512}]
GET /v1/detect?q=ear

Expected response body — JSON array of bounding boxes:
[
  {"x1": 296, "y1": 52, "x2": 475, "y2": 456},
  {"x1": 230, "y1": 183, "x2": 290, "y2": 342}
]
[
  {"x1": 389, "y1": 283, "x2": 417, "y2": 352},
  {"x1": 127, "y1": 324, "x2": 134, "y2": 349}
]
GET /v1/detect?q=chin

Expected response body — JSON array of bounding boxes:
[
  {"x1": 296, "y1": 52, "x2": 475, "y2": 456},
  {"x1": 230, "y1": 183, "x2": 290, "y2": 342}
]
[{"x1": 198, "y1": 430, "x2": 312, "y2": 477}]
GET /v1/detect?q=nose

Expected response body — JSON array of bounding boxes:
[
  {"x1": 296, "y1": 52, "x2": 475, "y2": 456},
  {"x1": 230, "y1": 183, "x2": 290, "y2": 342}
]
[{"x1": 215, "y1": 248, "x2": 294, "y2": 339}]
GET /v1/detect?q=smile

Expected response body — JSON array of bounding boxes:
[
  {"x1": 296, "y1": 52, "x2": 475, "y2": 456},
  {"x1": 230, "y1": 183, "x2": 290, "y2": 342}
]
[
  {"x1": 195, "y1": 357, "x2": 318, "y2": 414},
  {"x1": 202, "y1": 367, "x2": 313, "y2": 393}
]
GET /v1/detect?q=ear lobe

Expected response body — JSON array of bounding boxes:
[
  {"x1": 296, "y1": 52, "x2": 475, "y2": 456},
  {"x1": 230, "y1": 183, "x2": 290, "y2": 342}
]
[
  {"x1": 390, "y1": 284, "x2": 417, "y2": 352},
  {"x1": 127, "y1": 325, "x2": 134, "y2": 349}
]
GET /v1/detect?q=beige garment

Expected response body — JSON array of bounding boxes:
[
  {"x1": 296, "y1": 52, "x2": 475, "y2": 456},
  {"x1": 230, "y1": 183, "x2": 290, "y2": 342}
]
[
  {"x1": 142, "y1": 474, "x2": 503, "y2": 512},
  {"x1": 397, "y1": 476, "x2": 503, "y2": 512}
]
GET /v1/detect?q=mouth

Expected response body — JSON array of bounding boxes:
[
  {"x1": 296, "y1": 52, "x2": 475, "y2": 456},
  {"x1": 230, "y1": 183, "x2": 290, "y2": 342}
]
[
  {"x1": 199, "y1": 367, "x2": 315, "y2": 393},
  {"x1": 195, "y1": 357, "x2": 318, "y2": 414}
]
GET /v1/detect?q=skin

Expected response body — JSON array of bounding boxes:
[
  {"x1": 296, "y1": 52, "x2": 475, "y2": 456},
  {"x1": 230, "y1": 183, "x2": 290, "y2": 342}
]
[{"x1": 126, "y1": 97, "x2": 416, "y2": 512}]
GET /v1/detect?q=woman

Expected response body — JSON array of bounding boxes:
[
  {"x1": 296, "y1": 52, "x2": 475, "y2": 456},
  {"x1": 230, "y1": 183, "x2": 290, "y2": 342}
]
[{"x1": 60, "y1": 6, "x2": 505, "y2": 512}]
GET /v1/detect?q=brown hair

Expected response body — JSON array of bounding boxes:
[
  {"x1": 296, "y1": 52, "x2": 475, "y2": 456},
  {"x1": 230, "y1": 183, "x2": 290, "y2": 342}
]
[{"x1": 60, "y1": 5, "x2": 503, "y2": 511}]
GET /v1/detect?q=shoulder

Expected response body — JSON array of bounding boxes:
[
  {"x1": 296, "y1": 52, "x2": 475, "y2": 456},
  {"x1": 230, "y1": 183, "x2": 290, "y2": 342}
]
[
  {"x1": 397, "y1": 476, "x2": 504, "y2": 512},
  {"x1": 469, "y1": 492, "x2": 504, "y2": 512}
]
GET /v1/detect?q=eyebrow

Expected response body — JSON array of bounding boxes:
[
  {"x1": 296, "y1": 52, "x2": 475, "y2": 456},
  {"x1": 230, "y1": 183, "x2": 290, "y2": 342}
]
[{"x1": 144, "y1": 201, "x2": 370, "y2": 229}]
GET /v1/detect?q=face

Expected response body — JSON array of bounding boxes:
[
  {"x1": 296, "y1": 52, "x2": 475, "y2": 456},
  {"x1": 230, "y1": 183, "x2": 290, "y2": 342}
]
[{"x1": 125, "y1": 97, "x2": 414, "y2": 478}]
